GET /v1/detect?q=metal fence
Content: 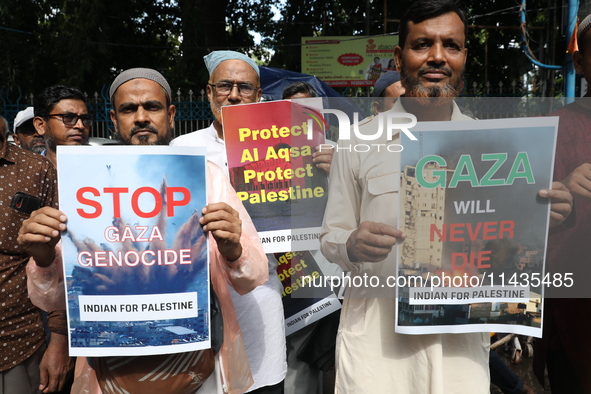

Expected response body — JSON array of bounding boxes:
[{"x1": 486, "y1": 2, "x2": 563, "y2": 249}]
[
  {"x1": 0, "y1": 87, "x2": 215, "y2": 140},
  {"x1": 0, "y1": 80, "x2": 567, "y2": 140}
]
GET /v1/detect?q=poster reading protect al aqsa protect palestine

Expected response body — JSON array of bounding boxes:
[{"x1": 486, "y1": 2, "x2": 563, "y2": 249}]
[
  {"x1": 57, "y1": 146, "x2": 210, "y2": 357},
  {"x1": 396, "y1": 117, "x2": 558, "y2": 338},
  {"x1": 222, "y1": 100, "x2": 328, "y2": 253},
  {"x1": 275, "y1": 250, "x2": 341, "y2": 336}
]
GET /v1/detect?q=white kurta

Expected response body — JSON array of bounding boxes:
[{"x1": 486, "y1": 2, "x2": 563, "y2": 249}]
[{"x1": 320, "y1": 101, "x2": 490, "y2": 393}]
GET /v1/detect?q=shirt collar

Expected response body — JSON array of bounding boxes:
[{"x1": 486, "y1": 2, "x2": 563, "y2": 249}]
[
  {"x1": 209, "y1": 123, "x2": 225, "y2": 145},
  {"x1": 0, "y1": 136, "x2": 17, "y2": 165},
  {"x1": 392, "y1": 99, "x2": 464, "y2": 120}
]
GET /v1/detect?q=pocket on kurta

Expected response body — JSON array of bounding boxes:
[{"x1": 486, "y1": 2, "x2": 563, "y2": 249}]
[
  {"x1": 367, "y1": 172, "x2": 399, "y2": 195},
  {"x1": 367, "y1": 172, "x2": 399, "y2": 222}
]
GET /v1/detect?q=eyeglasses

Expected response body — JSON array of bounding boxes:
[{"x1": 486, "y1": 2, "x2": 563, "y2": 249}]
[
  {"x1": 208, "y1": 82, "x2": 260, "y2": 97},
  {"x1": 47, "y1": 113, "x2": 93, "y2": 127}
]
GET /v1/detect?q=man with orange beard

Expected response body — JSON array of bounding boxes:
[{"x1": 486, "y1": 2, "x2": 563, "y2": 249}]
[{"x1": 320, "y1": 0, "x2": 571, "y2": 392}]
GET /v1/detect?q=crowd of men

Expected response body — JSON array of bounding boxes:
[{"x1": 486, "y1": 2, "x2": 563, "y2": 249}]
[{"x1": 1, "y1": 0, "x2": 590, "y2": 392}]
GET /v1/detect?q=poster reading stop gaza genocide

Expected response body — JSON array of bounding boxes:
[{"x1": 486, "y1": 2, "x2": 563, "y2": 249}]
[
  {"x1": 222, "y1": 100, "x2": 328, "y2": 253},
  {"x1": 57, "y1": 146, "x2": 210, "y2": 357},
  {"x1": 396, "y1": 117, "x2": 558, "y2": 338}
]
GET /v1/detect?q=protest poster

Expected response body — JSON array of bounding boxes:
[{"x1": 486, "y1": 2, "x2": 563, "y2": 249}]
[
  {"x1": 396, "y1": 117, "x2": 558, "y2": 337},
  {"x1": 274, "y1": 251, "x2": 341, "y2": 336},
  {"x1": 57, "y1": 146, "x2": 210, "y2": 357},
  {"x1": 222, "y1": 100, "x2": 328, "y2": 253}
]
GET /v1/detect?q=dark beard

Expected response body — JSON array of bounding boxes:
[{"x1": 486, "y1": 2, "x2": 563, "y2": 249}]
[
  {"x1": 31, "y1": 144, "x2": 46, "y2": 154},
  {"x1": 45, "y1": 135, "x2": 57, "y2": 152},
  {"x1": 135, "y1": 133, "x2": 171, "y2": 146},
  {"x1": 114, "y1": 127, "x2": 172, "y2": 146},
  {"x1": 399, "y1": 63, "x2": 464, "y2": 103}
]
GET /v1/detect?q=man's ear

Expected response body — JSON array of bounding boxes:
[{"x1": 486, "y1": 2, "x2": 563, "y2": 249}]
[
  {"x1": 372, "y1": 101, "x2": 381, "y2": 116},
  {"x1": 206, "y1": 84, "x2": 214, "y2": 102},
  {"x1": 109, "y1": 109, "x2": 118, "y2": 133},
  {"x1": 574, "y1": 51, "x2": 584, "y2": 74},
  {"x1": 462, "y1": 47, "x2": 468, "y2": 68},
  {"x1": 394, "y1": 46, "x2": 403, "y2": 72},
  {"x1": 12, "y1": 134, "x2": 22, "y2": 146},
  {"x1": 33, "y1": 117, "x2": 46, "y2": 136},
  {"x1": 168, "y1": 105, "x2": 176, "y2": 129}
]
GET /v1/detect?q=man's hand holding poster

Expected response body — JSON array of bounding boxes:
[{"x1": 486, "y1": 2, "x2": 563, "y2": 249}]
[
  {"x1": 58, "y1": 146, "x2": 210, "y2": 356},
  {"x1": 396, "y1": 117, "x2": 558, "y2": 337}
]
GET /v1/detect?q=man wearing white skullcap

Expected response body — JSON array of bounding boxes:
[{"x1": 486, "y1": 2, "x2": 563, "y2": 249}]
[
  {"x1": 172, "y1": 51, "x2": 287, "y2": 394},
  {"x1": 13, "y1": 107, "x2": 46, "y2": 154}
]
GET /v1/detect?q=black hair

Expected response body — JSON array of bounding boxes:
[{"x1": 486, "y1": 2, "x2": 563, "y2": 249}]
[
  {"x1": 281, "y1": 82, "x2": 319, "y2": 99},
  {"x1": 34, "y1": 85, "x2": 87, "y2": 118},
  {"x1": 398, "y1": 0, "x2": 468, "y2": 49},
  {"x1": 0, "y1": 116, "x2": 7, "y2": 136}
]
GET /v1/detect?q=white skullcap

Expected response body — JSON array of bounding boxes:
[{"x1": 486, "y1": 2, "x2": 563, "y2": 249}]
[{"x1": 13, "y1": 107, "x2": 35, "y2": 133}]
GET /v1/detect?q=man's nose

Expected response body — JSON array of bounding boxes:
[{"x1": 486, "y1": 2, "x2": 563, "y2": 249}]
[
  {"x1": 134, "y1": 106, "x2": 150, "y2": 123},
  {"x1": 227, "y1": 85, "x2": 242, "y2": 102},
  {"x1": 428, "y1": 43, "x2": 446, "y2": 64},
  {"x1": 73, "y1": 117, "x2": 87, "y2": 129}
]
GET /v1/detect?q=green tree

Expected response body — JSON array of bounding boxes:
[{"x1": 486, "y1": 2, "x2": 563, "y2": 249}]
[
  {"x1": 176, "y1": 0, "x2": 274, "y2": 91},
  {"x1": 0, "y1": 0, "x2": 180, "y2": 98}
]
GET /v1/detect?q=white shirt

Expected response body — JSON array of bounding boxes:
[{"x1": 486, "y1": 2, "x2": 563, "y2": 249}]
[{"x1": 171, "y1": 124, "x2": 287, "y2": 392}]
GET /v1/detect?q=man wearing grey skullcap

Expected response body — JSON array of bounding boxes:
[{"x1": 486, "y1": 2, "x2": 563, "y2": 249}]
[
  {"x1": 109, "y1": 68, "x2": 175, "y2": 145},
  {"x1": 172, "y1": 51, "x2": 287, "y2": 394},
  {"x1": 533, "y1": 13, "x2": 591, "y2": 393},
  {"x1": 20, "y1": 66, "x2": 269, "y2": 394},
  {"x1": 109, "y1": 67, "x2": 172, "y2": 106}
]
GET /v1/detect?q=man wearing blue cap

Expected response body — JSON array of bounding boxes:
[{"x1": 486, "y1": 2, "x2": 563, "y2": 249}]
[
  {"x1": 371, "y1": 71, "x2": 405, "y2": 115},
  {"x1": 172, "y1": 51, "x2": 287, "y2": 394}
]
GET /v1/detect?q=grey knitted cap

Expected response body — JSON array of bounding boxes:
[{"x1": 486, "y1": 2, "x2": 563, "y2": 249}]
[
  {"x1": 579, "y1": 14, "x2": 591, "y2": 44},
  {"x1": 109, "y1": 68, "x2": 172, "y2": 103}
]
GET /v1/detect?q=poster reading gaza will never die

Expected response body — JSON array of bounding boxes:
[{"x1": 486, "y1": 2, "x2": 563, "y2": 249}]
[
  {"x1": 57, "y1": 145, "x2": 210, "y2": 357},
  {"x1": 397, "y1": 117, "x2": 558, "y2": 338}
]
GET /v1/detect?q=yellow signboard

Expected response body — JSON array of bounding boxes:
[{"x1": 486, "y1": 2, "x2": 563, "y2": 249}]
[{"x1": 301, "y1": 35, "x2": 398, "y2": 87}]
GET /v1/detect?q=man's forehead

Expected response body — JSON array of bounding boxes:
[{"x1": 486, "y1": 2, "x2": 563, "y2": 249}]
[
  {"x1": 54, "y1": 98, "x2": 88, "y2": 112},
  {"x1": 406, "y1": 12, "x2": 465, "y2": 42},
  {"x1": 579, "y1": 29, "x2": 591, "y2": 53},
  {"x1": 211, "y1": 59, "x2": 259, "y2": 82}
]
